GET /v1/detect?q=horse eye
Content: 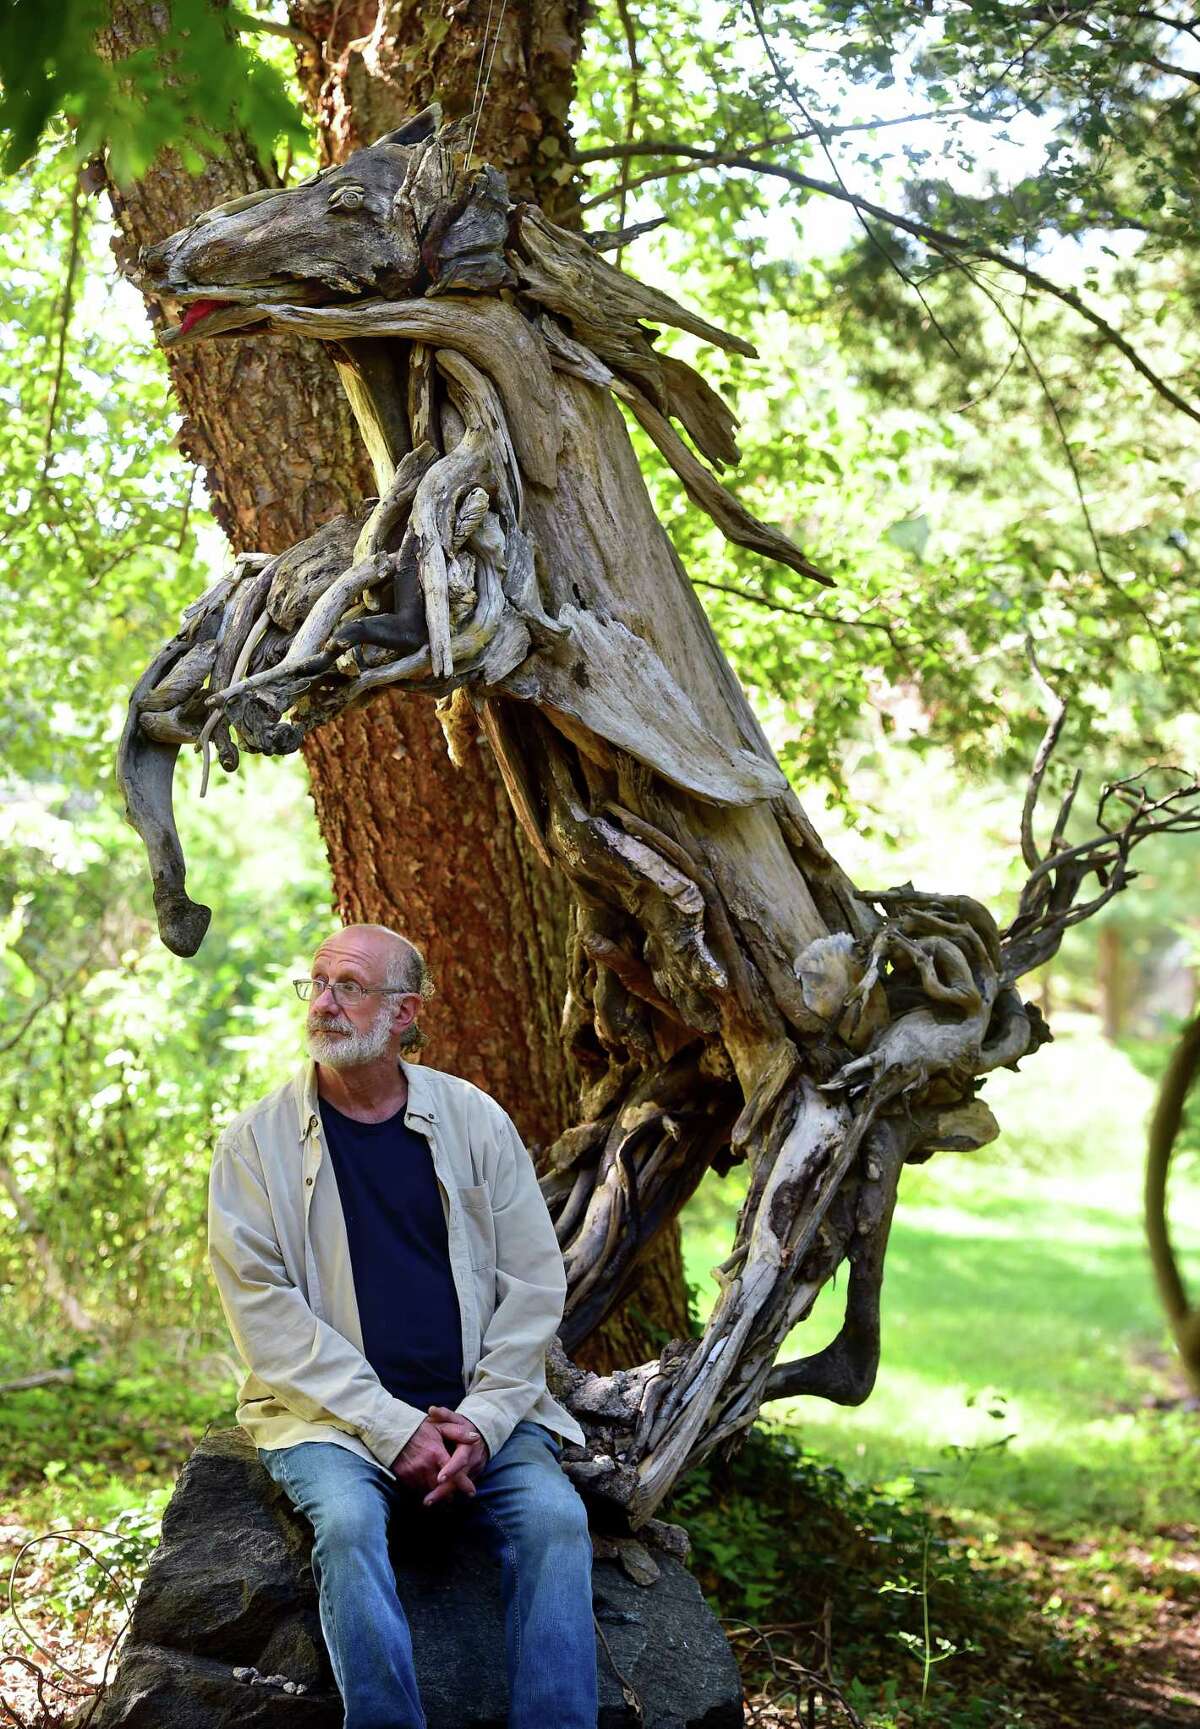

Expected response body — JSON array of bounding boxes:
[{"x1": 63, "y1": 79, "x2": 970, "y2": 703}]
[{"x1": 330, "y1": 186, "x2": 364, "y2": 211}]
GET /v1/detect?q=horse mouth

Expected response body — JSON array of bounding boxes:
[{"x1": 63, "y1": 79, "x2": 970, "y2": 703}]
[
  {"x1": 161, "y1": 282, "x2": 333, "y2": 347},
  {"x1": 162, "y1": 297, "x2": 269, "y2": 347},
  {"x1": 178, "y1": 298, "x2": 235, "y2": 337}
]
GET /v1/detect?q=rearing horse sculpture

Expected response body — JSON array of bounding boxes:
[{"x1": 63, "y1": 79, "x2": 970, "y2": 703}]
[{"x1": 120, "y1": 110, "x2": 1195, "y2": 1526}]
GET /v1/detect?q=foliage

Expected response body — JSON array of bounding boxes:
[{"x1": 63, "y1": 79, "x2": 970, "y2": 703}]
[
  {"x1": 0, "y1": 0, "x2": 306, "y2": 180},
  {"x1": 574, "y1": 0, "x2": 1200, "y2": 812},
  {"x1": 0, "y1": 10, "x2": 1196, "y2": 1714},
  {"x1": 0, "y1": 1341, "x2": 229, "y2": 1727},
  {"x1": 0, "y1": 767, "x2": 329, "y2": 1350},
  {"x1": 668, "y1": 1425, "x2": 1127, "y2": 1727},
  {"x1": 0, "y1": 1339, "x2": 236, "y2": 1502},
  {"x1": 0, "y1": 140, "x2": 332, "y2": 1356},
  {"x1": 0, "y1": 143, "x2": 204, "y2": 782}
]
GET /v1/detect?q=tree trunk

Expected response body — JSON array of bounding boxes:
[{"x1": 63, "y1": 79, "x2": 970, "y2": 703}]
[
  {"x1": 1145, "y1": 1014, "x2": 1200, "y2": 1396},
  {"x1": 1097, "y1": 922, "x2": 1124, "y2": 1041},
  {"x1": 105, "y1": 0, "x2": 689, "y2": 1353},
  {"x1": 289, "y1": 0, "x2": 688, "y2": 1356},
  {"x1": 301, "y1": 693, "x2": 576, "y2": 1144},
  {"x1": 289, "y1": 0, "x2": 581, "y2": 219}
]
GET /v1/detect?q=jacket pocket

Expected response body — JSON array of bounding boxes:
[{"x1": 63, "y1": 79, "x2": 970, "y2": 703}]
[{"x1": 458, "y1": 1183, "x2": 496, "y2": 1270}]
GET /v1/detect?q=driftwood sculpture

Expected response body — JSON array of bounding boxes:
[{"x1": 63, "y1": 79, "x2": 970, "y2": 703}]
[{"x1": 123, "y1": 110, "x2": 1199, "y2": 1526}]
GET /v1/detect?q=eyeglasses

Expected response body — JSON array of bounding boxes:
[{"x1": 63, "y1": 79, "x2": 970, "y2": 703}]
[{"x1": 293, "y1": 977, "x2": 410, "y2": 1006}]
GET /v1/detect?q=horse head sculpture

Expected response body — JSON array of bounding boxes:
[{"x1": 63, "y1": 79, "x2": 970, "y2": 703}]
[{"x1": 121, "y1": 113, "x2": 824, "y2": 963}]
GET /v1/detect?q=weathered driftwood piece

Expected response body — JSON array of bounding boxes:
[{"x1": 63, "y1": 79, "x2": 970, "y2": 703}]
[{"x1": 123, "y1": 118, "x2": 1200, "y2": 1527}]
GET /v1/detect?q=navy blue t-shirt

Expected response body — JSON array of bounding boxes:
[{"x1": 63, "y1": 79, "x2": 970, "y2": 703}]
[{"x1": 319, "y1": 1096, "x2": 464, "y2": 1414}]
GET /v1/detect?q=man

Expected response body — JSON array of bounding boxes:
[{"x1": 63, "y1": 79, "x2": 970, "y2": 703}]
[{"x1": 207, "y1": 923, "x2": 597, "y2": 1729}]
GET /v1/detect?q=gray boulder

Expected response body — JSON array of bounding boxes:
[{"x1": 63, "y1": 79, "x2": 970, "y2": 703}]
[{"x1": 78, "y1": 1429, "x2": 742, "y2": 1729}]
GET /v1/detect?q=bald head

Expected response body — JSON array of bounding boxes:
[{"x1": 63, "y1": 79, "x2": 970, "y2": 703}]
[{"x1": 313, "y1": 924, "x2": 428, "y2": 995}]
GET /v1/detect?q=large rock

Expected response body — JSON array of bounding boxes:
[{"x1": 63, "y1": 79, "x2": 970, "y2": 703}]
[{"x1": 79, "y1": 1430, "x2": 742, "y2": 1729}]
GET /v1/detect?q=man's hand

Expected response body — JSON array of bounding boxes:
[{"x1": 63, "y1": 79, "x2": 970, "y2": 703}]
[
  {"x1": 390, "y1": 1418, "x2": 452, "y2": 1496},
  {"x1": 422, "y1": 1404, "x2": 489, "y2": 1507}
]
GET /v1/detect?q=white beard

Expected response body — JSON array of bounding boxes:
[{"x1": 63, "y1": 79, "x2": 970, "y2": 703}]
[{"x1": 306, "y1": 1003, "x2": 392, "y2": 1069}]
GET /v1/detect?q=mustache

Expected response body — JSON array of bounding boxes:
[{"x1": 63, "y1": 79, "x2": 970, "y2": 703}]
[{"x1": 308, "y1": 1012, "x2": 351, "y2": 1030}]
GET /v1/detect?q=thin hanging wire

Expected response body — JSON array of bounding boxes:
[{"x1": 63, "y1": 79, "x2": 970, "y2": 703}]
[
  {"x1": 468, "y1": 0, "x2": 497, "y2": 130},
  {"x1": 466, "y1": 0, "x2": 510, "y2": 168}
]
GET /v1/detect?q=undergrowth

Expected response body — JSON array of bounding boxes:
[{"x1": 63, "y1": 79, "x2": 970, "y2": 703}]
[
  {"x1": 0, "y1": 1339, "x2": 237, "y2": 1526},
  {"x1": 667, "y1": 1424, "x2": 1140, "y2": 1728}
]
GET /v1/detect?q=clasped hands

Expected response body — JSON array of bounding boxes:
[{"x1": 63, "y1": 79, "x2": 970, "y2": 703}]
[{"x1": 390, "y1": 1405, "x2": 489, "y2": 1508}]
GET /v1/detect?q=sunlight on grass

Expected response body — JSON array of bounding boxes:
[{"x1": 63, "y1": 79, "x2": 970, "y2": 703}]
[{"x1": 680, "y1": 1015, "x2": 1200, "y2": 1534}]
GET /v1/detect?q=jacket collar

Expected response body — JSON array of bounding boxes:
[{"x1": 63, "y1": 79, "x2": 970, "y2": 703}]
[
  {"x1": 294, "y1": 1057, "x2": 438, "y2": 1141},
  {"x1": 401, "y1": 1061, "x2": 438, "y2": 1122}
]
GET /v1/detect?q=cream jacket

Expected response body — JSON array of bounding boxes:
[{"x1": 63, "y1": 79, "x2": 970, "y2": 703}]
[{"x1": 207, "y1": 1059, "x2": 584, "y2": 1470}]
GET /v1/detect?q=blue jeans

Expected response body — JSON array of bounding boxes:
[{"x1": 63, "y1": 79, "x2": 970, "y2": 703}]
[{"x1": 258, "y1": 1421, "x2": 597, "y2": 1729}]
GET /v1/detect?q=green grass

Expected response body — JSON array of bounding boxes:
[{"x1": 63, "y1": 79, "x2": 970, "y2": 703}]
[{"x1": 681, "y1": 1015, "x2": 1200, "y2": 1536}]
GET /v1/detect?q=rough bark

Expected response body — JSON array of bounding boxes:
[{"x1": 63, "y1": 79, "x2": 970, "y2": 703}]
[
  {"x1": 101, "y1": 2, "x2": 573, "y2": 1147},
  {"x1": 302, "y1": 694, "x2": 575, "y2": 1145},
  {"x1": 281, "y1": 0, "x2": 585, "y2": 1153},
  {"x1": 101, "y1": 132, "x2": 369, "y2": 547},
  {"x1": 285, "y1": 0, "x2": 687, "y2": 1348}
]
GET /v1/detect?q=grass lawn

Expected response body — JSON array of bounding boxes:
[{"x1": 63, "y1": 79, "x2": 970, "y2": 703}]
[{"x1": 682, "y1": 1014, "x2": 1200, "y2": 1535}]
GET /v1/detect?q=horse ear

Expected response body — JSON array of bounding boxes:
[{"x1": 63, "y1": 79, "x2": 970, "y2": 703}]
[
  {"x1": 372, "y1": 104, "x2": 442, "y2": 149},
  {"x1": 427, "y1": 166, "x2": 515, "y2": 293}
]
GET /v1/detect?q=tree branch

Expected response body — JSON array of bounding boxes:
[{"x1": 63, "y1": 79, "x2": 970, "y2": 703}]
[
  {"x1": 613, "y1": 0, "x2": 641, "y2": 266},
  {"x1": 959, "y1": 259, "x2": 1166, "y2": 653},
  {"x1": 1003, "y1": 767, "x2": 1200, "y2": 979},
  {"x1": 745, "y1": 0, "x2": 964, "y2": 358},
  {"x1": 1145, "y1": 1012, "x2": 1200, "y2": 1395},
  {"x1": 1135, "y1": 8, "x2": 1200, "y2": 46},
  {"x1": 1074, "y1": 14, "x2": 1200, "y2": 86},
  {"x1": 1020, "y1": 636, "x2": 1068, "y2": 872},
  {"x1": 585, "y1": 151, "x2": 1200, "y2": 427},
  {"x1": 690, "y1": 577, "x2": 926, "y2": 672},
  {"x1": 228, "y1": 8, "x2": 318, "y2": 52},
  {"x1": 38, "y1": 167, "x2": 85, "y2": 486},
  {"x1": 572, "y1": 108, "x2": 969, "y2": 165}
]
